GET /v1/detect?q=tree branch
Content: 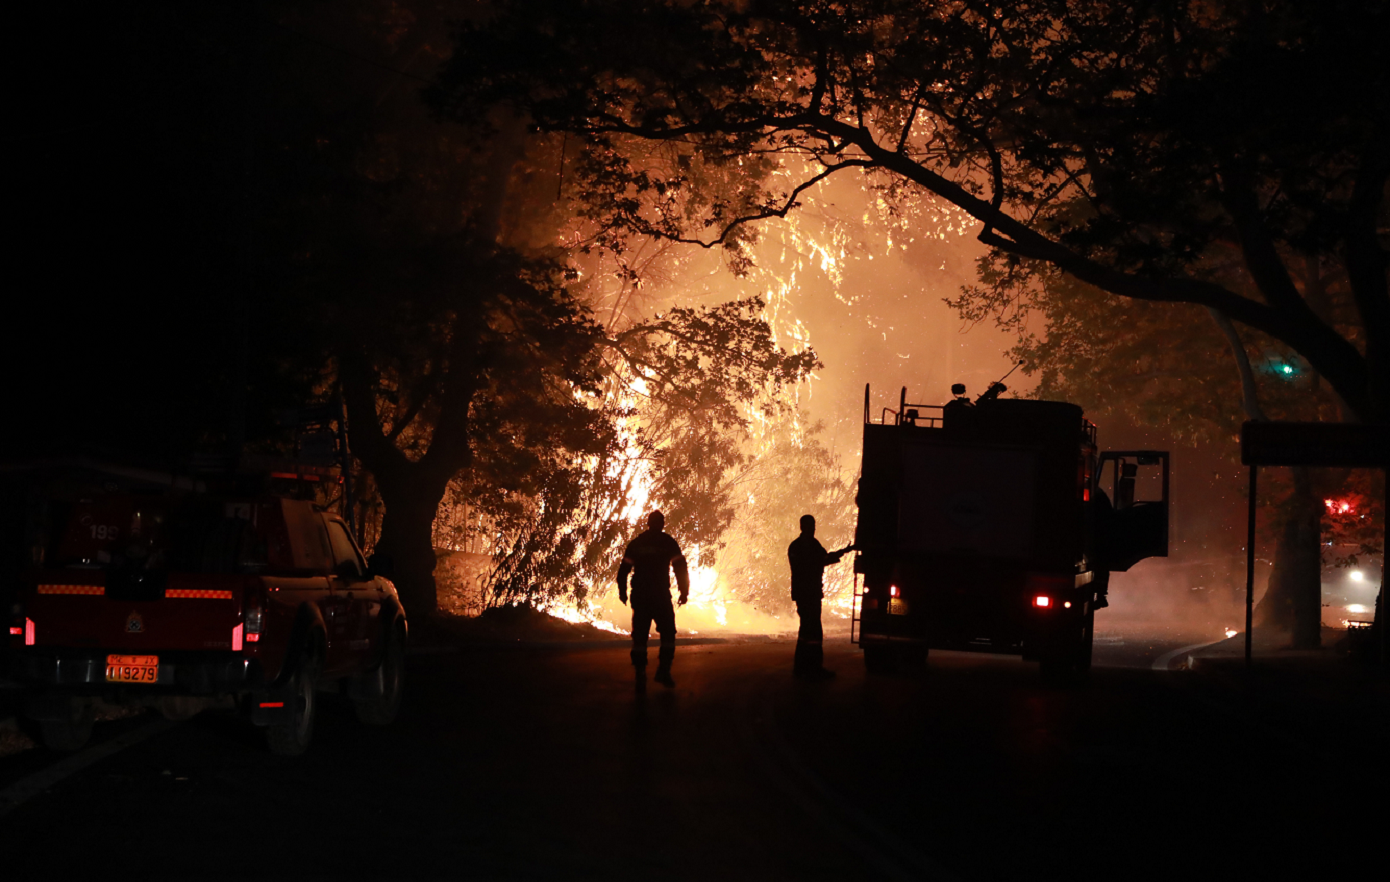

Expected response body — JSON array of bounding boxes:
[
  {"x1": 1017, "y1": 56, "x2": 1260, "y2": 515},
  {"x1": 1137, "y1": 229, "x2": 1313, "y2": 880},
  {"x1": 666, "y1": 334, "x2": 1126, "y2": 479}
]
[
  {"x1": 1207, "y1": 307, "x2": 1267, "y2": 422},
  {"x1": 811, "y1": 117, "x2": 1372, "y2": 416}
]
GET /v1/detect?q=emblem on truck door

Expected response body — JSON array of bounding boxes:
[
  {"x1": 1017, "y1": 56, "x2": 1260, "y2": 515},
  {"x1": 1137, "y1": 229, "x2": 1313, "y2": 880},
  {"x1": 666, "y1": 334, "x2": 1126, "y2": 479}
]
[{"x1": 126, "y1": 611, "x2": 145, "y2": 633}]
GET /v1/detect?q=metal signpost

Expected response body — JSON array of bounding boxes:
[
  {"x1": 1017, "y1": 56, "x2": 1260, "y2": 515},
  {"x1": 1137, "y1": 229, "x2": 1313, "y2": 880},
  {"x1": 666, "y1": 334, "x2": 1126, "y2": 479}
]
[{"x1": 1240, "y1": 422, "x2": 1390, "y2": 668}]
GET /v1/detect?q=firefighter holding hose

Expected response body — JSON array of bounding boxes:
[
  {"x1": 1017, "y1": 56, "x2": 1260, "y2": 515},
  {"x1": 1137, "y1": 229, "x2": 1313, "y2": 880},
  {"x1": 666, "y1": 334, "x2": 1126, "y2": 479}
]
[{"x1": 617, "y1": 510, "x2": 689, "y2": 688}]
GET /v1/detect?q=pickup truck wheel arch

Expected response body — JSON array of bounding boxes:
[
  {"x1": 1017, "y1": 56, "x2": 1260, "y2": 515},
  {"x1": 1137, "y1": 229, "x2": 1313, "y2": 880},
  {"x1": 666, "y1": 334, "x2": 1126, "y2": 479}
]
[
  {"x1": 265, "y1": 630, "x2": 323, "y2": 756},
  {"x1": 273, "y1": 605, "x2": 329, "y2": 690},
  {"x1": 352, "y1": 619, "x2": 405, "y2": 726}
]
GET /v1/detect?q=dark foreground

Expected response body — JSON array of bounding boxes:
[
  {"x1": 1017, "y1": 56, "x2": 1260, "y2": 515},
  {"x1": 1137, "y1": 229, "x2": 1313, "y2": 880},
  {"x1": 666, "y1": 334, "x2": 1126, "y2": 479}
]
[{"x1": 2, "y1": 629, "x2": 1387, "y2": 880}]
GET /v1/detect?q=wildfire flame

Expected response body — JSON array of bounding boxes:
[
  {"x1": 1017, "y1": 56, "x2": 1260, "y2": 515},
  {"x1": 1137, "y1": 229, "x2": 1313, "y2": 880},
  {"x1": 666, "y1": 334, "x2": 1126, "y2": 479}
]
[{"x1": 474, "y1": 172, "x2": 907, "y2": 636}]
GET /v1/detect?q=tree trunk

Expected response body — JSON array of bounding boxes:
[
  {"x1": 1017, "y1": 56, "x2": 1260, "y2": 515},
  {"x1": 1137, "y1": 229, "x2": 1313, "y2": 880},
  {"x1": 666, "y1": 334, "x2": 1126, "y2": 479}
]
[
  {"x1": 374, "y1": 467, "x2": 452, "y2": 621},
  {"x1": 1256, "y1": 466, "x2": 1323, "y2": 648},
  {"x1": 341, "y1": 350, "x2": 477, "y2": 624}
]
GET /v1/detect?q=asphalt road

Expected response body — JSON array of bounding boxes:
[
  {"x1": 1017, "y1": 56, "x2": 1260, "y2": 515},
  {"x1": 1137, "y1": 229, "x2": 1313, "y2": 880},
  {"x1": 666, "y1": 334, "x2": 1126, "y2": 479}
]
[{"x1": 1, "y1": 627, "x2": 1386, "y2": 880}]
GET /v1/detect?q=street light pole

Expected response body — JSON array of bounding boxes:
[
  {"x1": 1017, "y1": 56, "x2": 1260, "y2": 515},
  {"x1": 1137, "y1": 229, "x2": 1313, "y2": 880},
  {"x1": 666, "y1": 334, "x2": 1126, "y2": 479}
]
[{"x1": 1246, "y1": 465, "x2": 1256, "y2": 669}]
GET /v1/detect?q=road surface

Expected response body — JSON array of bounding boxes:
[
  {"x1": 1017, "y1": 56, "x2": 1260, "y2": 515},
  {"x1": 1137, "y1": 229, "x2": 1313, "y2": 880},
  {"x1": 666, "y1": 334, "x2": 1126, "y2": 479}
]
[{"x1": 1, "y1": 627, "x2": 1385, "y2": 880}]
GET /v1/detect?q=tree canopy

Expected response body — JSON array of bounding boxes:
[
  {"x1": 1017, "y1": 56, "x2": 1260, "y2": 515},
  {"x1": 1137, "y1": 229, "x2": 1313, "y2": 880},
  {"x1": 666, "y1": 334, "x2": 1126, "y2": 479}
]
[{"x1": 433, "y1": 0, "x2": 1390, "y2": 422}]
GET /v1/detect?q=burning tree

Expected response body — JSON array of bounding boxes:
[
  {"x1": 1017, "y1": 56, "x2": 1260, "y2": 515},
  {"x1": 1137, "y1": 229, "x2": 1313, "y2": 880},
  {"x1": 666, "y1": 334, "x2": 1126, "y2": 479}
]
[
  {"x1": 246, "y1": 2, "x2": 826, "y2": 619},
  {"x1": 431, "y1": 0, "x2": 1390, "y2": 645},
  {"x1": 456, "y1": 295, "x2": 821, "y2": 614}
]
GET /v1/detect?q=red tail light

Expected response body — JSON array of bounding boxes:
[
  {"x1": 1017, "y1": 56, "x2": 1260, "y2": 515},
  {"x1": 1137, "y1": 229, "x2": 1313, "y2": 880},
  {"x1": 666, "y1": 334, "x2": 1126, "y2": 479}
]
[
  {"x1": 25, "y1": 618, "x2": 35, "y2": 645},
  {"x1": 889, "y1": 585, "x2": 900, "y2": 598},
  {"x1": 1027, "y1": 572, "x2": 1073, "y2": 610},
  {"x1": 231, "y1": 623, "x2": 244, "y2": 651}
]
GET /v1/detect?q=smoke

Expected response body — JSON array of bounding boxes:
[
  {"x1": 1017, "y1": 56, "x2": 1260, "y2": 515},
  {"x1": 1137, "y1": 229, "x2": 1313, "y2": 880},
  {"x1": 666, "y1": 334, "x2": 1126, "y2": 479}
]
[{"x1": 1103, "y1": 556, "x2": 1262, "y2": 636}]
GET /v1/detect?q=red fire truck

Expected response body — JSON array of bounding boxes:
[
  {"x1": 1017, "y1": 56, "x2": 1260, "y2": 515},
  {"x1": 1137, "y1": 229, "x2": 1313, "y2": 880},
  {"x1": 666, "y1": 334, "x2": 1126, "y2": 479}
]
[
  {"x1": 3, "y1": 459, "x2": 405, "y2": 754},
  {"x1": 851, "y1": 385, "x2": 1169, "y2": 680}
]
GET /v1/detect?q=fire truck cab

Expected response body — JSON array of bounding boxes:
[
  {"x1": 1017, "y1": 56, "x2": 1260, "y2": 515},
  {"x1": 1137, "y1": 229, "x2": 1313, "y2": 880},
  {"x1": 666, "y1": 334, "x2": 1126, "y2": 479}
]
[{"x1": 851, "y1": 385, "x2": 1169, "y2": 680}]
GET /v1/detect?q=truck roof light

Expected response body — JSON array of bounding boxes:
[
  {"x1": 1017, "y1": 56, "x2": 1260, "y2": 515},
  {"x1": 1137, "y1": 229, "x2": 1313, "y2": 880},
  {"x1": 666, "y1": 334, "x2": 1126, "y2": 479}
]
[{"x1": 1033, "y1": 595, "x2": 1051, "y2": 608}]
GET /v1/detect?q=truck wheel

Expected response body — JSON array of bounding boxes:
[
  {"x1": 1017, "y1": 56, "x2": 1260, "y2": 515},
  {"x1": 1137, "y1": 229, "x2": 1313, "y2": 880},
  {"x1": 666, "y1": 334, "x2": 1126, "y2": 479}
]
[
  {"x1": 1074, "y1": 606, "x2": 1095, "y2": 679},
  {"x1": 863, "y1": 645, "x2": 896, "y2": 674},
  {"x1": 267, "y1": 645, "x2": 321, "y2": 757},
  {"x1": 353, "y1": 625, "x2": 405, "y2": 726},
  {"x1": 1038, "y1": 653, "x2": 1072, "y2": 684},
  {"x1": 38, "y1": 700, "x2": 94, "y2": 752},
  {"x1": 1040, "y1": 618, "x2": 1092, "y2": 685}
]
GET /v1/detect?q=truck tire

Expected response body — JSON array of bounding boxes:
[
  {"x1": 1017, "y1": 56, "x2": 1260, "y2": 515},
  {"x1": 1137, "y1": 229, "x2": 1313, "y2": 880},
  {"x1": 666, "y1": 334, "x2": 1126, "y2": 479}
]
[
  {"x1": 863, "y1": 645, "x2": 896, "y2": 674},
  {"x1": 1040, "y1": 613, "x2": 1092, "y2": 685},
  {"x1": 899, "y1": 645, "x2": 929, "y2": 668},
  {"x1": 1074, "y1": 606, "x2": 1095, "y2": 679},
  {"x1": 353, "y1": 624, "x2": 404, "y2": 726},
  {"x1": 1038, "y1": 652, "x2": 1072, "y2": 684},
  {"x1": 38, "y1": 699, "x2": 94, "y2": 752},
  {"x1": 267, "y1": 643, "x2": 321, "y2": 756}
]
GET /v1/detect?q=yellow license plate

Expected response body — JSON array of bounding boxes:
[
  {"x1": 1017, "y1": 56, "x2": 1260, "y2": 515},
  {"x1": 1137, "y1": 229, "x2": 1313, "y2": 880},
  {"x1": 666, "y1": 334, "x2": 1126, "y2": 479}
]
[
  {"x1": 106, "y1": 654, "x2": 159, "y2": 683},
  {"x1": 889, "y1": 598, "x2": 909, "y2": 616}
]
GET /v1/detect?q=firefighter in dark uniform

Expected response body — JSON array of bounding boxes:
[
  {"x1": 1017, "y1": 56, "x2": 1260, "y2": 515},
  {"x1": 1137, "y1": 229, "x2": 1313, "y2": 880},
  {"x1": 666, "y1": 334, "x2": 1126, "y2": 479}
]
[
  {"x1": 617, "y1": 511, "x2": 689, "y2": 687},
  {"x1": 788, "y1": 514, "x2": 853, "y2": 679}
]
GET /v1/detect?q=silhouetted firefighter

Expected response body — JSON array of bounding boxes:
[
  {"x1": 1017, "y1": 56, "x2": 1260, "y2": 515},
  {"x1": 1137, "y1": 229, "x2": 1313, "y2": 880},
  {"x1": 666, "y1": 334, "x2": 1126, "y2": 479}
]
[
  {"x1": 788, "y1": 515, "x2": 853, "y2": 679},
  {"x1": 617, "y1": 511, "x2": 689, "y2": 687}
]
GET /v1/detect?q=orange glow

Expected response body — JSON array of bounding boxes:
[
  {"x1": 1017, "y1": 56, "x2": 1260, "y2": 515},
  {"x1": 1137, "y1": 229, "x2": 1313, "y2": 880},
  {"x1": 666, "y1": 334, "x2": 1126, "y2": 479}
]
[{"x1": 1324, "y1": 498, "x2": 1354, "y2": 514}]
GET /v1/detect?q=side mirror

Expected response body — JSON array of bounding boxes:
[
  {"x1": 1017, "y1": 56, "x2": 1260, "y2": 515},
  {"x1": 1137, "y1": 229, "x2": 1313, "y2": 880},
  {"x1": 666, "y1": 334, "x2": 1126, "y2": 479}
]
[{"x1": 367, "y1": 552, "x2": 395, "y2": 580}]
